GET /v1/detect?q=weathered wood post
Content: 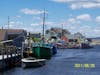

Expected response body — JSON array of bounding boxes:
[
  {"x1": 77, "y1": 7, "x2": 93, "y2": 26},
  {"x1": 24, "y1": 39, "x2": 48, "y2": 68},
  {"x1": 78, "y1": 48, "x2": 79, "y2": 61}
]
[
  {"x1": 4, "y1": 46, "x2": 9, "y2": 67},
  {"x1": 6, "y1": 46, "x2": 9, "y2": 60},
  {"x1": 1, "y1": 47, "x2": 5, "y2": 71},
  {"x1": 10, "y1": 46, "x2": 13, "y2": 58},
  {"x1": 13, "y1": 46, "x2": 17, "y2": 56},
  {"x1": 22, "y1": 42, "x2": 24, "y2": 59}
]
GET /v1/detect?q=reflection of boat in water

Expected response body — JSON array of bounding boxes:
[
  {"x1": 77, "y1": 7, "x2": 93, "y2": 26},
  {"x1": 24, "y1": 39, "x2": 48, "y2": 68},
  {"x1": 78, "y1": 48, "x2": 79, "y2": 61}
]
[{"x1": 21, "y1": 58, "x2": 46, "y2": 68}]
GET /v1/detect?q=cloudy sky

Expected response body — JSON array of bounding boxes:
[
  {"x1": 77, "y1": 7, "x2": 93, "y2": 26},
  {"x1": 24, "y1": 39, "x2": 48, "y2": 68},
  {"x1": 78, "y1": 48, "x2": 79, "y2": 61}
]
[{"x1": 0, "y1": 0, "x2": 100, "y2": 37}]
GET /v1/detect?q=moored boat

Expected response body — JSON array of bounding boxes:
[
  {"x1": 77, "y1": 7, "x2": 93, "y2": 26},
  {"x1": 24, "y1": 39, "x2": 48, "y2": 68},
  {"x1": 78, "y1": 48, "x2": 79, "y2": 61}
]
[
  {"x1": 32, "y1": 43, "x2": 52, "y2": 59},
  {"x1": 21, "y1": 58, "x2": 46, "y2": 68},
  {"x1": 81, "y1": 43, "x2": 93, "y2": 49}
]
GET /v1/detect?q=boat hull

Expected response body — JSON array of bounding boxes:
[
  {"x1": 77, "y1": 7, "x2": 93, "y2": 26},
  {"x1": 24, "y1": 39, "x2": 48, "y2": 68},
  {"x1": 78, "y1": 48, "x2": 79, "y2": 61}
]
[
  {"x1": 32, "y1": 46, "x2": 52, "y2": 59},
  {"x1": 21, "y1": 58, "x2": 46, "y2": 68}
]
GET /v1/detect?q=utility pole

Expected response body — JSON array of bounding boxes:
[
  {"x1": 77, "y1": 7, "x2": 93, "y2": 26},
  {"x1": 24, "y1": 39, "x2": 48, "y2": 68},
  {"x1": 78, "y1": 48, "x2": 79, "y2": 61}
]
[
  {"x1": 2, "y1": 26, "x2": 3, "y2": 30},
  {"x1": 8, "y1": 16, "x2": 10, "y2": 29}
]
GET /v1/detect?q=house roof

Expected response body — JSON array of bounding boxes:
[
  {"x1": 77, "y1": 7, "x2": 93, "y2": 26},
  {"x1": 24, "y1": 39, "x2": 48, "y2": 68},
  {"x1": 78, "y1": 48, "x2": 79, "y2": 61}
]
[
  {"x1": 0, "y1": 29, "x2": 26, "y2": 34},
  {"x1": 0, "y1": 29, "x2": 26, "y2": 41}
]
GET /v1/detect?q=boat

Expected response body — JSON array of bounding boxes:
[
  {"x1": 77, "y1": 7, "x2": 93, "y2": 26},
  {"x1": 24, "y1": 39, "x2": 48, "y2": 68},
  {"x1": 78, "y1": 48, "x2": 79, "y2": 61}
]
[
  {"x1": 81, "y1": 43, "x2": 93, "y2": 49},
  {"x1": 56, "y1": 40, "x2": 68, "y2": 49},
  {"x1": 52, "y1": 45, "x2": 57, "y2": 55},
  {"x1": 32, "y1": 43, "x2": 52, "y2": 59},
  {"x1": 32, "y1": 10, "x2": 52, "y2": 59},
  {"x1": 21, "y1": 58, "x2": 46, "y2": 68}
]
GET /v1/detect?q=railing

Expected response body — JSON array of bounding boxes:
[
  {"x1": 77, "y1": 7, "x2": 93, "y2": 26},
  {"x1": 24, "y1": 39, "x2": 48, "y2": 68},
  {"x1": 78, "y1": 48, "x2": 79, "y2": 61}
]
[
  {"x1": 0, "y1": 45, "x2": 21, "y2": 60},
  {"x1": 0, "y1": 45, "x2": 22, "y2": 71}
]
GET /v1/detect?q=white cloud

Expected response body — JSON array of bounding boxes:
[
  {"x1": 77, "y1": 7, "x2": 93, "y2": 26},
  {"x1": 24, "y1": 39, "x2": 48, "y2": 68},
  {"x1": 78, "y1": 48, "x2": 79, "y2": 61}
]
[
  {"x1": 61, "y1": 16, "x2": 100, "y2": 37},
  {"x1": 75, "y1": 26, "x2": 93, "y2": 37},
  {"x1": 15, "y1": 16, "x2": 21, "y2": 18},
  {"x1": 33, "y1": 16, "x2": 41, "y2": 20},
  {"x1": 10, "y1": 21, "x2": 23, "y2": 26},
  {"x1": 10, "y1": 21, "x2": 15, "y2": 25},
  {"x1": 94, "y1": 29, "x2": 100, "y2": 33},
  {"x1": 79, "y1": 26, "x2": 92, "y2": 31},
  {"x1": 23, "y1": 27, "x2": 42, "y2": 33},
  {"x1": 70, "y1": 4, "x2": 81, "y2": 9},
  {"x1": 50, "y1": 0, "x2": 100, "y2": 9},
  {"x1": 24, "y1": 19, "x2": 100, "y2": 37},
  {"x1": 70, "y1": 2, "x2": 100, "y2": 9},
  {"x1": 75, "y1": 25, "x2": 100, "y2": 37},
  {"x1": 92, "y1": 29, "x2": 100, "y2": 37},
  {"x1": 83, "y1": 2, "x2": 100, "y2": 8},
  {"x1": 96, "y1": 16, "x2": 100, "y2": 23},
  {"x1": 64, "y1": 18, "x2": 81, "y2": 25},
  {"x1": 31, "y1": 21, "x2": 57, "y2": 27},
  {"x1": 67, "y1": 18, "x2": 75, "y2": 22},
  {"x1": 76, "y1": 14, "x2": 91, "y2": 21},
  {"x1": 28, "y1": 21, "x2": 57, "y2": 32},
  {"x1": 20, "y1": 8, "x2": 48, "y2": 15},
  {"x1": 46, "y1": 21, "x2": 56, "y2": 25},
  {"x1": 31, "y1": 23, "x2": 40, "y2": 26},
  {"x1": 4, "y1": 21, "x2": 24, "y2": 29}
]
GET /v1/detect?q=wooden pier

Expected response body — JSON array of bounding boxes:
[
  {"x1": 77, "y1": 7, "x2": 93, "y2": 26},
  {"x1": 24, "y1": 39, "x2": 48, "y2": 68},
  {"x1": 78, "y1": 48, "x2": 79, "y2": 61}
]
[{"x1": 0, "y1": 45, "x2": 21, "y2": 72}]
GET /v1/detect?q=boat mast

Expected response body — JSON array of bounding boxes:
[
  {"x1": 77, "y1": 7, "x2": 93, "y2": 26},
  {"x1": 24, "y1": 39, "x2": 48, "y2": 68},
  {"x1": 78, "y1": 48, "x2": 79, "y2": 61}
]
[
  {"x1": 61, "y1": 24, "x2": 63, "y2": 38},
  {"x1": 42, "y1": 9, "x2": 46, "y2": 43}
]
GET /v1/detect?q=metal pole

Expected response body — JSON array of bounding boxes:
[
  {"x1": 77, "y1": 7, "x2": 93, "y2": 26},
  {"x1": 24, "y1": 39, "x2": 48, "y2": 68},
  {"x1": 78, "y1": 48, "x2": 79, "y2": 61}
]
[
  {"x1": 2, "y1": 48, "x2": 4, "y2": 71},
  {"x1": 22, "y1": 42, "x2": 24, "y2": 59},
  {"x1": 8, "y1": 16, "x2": 10, "y2": 29},
  {"x1": 61, "y1": 24, "x2": 63, "y2": 38},
  {"x1": 42, "y1": 10, "x2": 45, "y2": 43}
]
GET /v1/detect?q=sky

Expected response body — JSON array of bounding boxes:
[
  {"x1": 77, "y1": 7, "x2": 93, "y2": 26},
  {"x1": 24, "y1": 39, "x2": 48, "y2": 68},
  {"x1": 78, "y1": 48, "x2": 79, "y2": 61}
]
[{"x1": 0, "y1": 0, "x2": 100, "y2": 38}]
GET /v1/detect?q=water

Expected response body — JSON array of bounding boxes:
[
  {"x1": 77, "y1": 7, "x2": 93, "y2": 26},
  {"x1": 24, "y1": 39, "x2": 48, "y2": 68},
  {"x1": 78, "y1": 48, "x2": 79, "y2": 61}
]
[{"x1": 3, "y1": 45, "x2": 100, "y2": 75}]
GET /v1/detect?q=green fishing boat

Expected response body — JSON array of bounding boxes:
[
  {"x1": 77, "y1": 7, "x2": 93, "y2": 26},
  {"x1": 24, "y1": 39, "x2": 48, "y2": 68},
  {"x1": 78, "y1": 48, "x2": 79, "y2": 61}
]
[
  {"x1": 32, "y1": 43, "x2": 52, "y2": 59},
  {"x1": 32, "y1": 10, "x2": 52, "y2": 59}
]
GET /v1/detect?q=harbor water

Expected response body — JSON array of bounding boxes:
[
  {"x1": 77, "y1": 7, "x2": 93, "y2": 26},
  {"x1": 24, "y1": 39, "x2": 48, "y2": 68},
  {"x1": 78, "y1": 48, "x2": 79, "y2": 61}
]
[{"x1": 3, "y1": 45, "x2": 100, "y2": 75}]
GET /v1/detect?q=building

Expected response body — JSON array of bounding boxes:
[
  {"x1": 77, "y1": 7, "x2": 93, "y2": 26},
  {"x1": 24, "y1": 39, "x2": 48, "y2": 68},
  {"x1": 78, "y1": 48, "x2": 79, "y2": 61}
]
[
  {"x1": 61, "y1": 35, "x2": 68, "y2": 42},
  {"x1": 45, "y1": 27, "x2": 70, "y2": 40},
  {"x1": 0, "y1": 29, "x2": 27, "y2": 41},
  {"x1": 30, "y1": 33, "x2": 41, "y2": 38},
  {"x1": 0, "y1": 29, "x2": 27, "y2": 47}
]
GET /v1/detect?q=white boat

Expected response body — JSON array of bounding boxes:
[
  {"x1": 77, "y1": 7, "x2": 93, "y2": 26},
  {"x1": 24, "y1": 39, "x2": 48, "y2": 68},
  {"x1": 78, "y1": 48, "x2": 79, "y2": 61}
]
[
  {"x1": 81, "y1": 43, "x2": 93, "y2": 49},
  {"x1": 21, "y1": 58, "x2": 46, "y2": 68}
]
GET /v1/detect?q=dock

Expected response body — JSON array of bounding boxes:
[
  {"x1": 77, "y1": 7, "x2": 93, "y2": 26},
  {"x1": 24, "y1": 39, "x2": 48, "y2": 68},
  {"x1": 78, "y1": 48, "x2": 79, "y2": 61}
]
[{"x1": 0, "y1": 45, "x2": 21, "y2": 72}]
